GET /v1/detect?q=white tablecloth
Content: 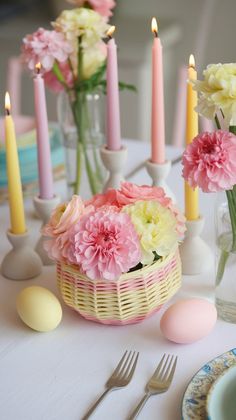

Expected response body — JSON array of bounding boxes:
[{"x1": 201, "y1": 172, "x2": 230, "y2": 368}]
[{"x1": 0, "y1": 141, "x2": 234, "y2": 420}]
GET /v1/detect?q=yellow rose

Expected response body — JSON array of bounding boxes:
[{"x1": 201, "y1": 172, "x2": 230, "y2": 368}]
[
  {"x1": 123, "y1": 201, "x2": 178, "y2": 265},
  {"x1": 193, "y1": 63, "x2": 236, "y2": 124}
]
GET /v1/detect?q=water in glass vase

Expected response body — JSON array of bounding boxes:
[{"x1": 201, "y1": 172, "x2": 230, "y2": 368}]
[
  {"x1": 215, "y1": 194, "x2": 236, "y2": 323},
  {"x1": 57, "y1": 91, "x2": 107, "y2": 199}
]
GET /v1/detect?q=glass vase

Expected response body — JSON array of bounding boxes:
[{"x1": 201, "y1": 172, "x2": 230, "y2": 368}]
[
  {"x1": 215, "y1": 192, "x2": 236, "y2": 322},
  {"x1": 57, "y1": 90, "x2": 106, "y2": 199}
]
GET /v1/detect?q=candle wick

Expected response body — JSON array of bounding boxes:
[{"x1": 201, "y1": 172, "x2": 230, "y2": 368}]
[
  {"x1": 154, "y1": 30, "x2": 158, "y2": 38},
  {"x1": 5, "y1": 108, "x2": 10, "y2": 116},
  {"x1": 107, "y1": 34, "x2": 112, "y2": 40}
]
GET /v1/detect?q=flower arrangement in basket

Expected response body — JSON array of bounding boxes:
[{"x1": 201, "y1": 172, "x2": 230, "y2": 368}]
[{"x1": 44, "y1": 183, "x2": 185, "y2": 325}]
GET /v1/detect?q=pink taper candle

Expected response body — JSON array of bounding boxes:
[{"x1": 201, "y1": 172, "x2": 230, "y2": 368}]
[
  {"x1": 34, "y1": 63, "x2": 54, "y2": 199},
  {"x1": 106, "y1": 26, "x2": 121, "y2": 151},
  {"x1": 151, "y1": 18, "x2": 165, "y2": 164}
]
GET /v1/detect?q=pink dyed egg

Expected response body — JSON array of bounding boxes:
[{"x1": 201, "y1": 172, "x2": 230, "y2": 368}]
[{"x1": 160, "y1": 298, "x2": 217, "y2": 344}]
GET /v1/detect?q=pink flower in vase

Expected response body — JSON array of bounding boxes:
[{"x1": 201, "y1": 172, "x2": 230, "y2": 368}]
[
  {"x1": 89, "y1": 0, "x2": 116, "y2": 18},
  {"x1": 68, "y1": 207, "x2": 141, "y2": 280},
  {"x1": 66, "y1": 0, "x2": 116, "y2": 18},
  {"x1": 182, "y1": 130, "x2": 236, "y2": 192},
  {"x1": 44, "y1": 61, "x2": 74, "y2": 92},
  {"x1": 21, "y1": 27, "x2": 73, "y2": 71}
]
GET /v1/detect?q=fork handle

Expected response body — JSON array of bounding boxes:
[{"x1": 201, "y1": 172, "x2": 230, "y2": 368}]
[
  {"x1": 81, "y1": 388, "x2": 110, "y2": 420},
  {"x1": 127, "y1": 393, "x2": 151, "y2": 420}
]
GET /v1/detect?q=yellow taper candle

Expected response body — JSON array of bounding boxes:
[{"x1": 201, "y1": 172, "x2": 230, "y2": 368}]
[
  {"x1": 185, "y1": 54, "x2": 199, "y2": 220},
  {"x1": 5, "y1": 92, "x2": 26, "y2": 234}
]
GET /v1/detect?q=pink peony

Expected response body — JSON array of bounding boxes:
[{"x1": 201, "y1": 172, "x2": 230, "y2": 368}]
[
  {"x1": 68, "y1": 207, "x2": 141, "y2": 280},
  {"x1": 43, "y1": 195, "x2": 93, "y2": 261},
  {"x1": 182, "y1": 130, "x2": 236, "y2": 192},
  {"x1": 21, "y1": 28, "x2": 73, "y2": 71},
  {"x1": 44, "y1": 61, "x2": 74, "y2": 92},
  {"x1": 66, "y1": 0, "x2": 116, "y2": 18}
]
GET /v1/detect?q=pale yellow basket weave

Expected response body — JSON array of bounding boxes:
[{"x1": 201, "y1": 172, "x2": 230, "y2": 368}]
[{"x1": 57, "y1": 247, "x2": 182, "y2": 325}]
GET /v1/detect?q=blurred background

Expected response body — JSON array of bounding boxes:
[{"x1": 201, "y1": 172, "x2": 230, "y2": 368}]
[{"x1": 0, "y1": 0, "x2": 236, "y2": 145}]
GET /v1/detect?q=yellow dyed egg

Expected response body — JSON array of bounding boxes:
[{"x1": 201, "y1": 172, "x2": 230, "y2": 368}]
[{"x1": 16, "y1": 286, "x2": 62, "y2": 332}]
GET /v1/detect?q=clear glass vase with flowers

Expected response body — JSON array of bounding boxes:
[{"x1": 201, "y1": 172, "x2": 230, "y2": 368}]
[
  {"x1": 21, "y1": 0, "x2": 134, "y2": 198},
  {"x1": 182, "y1": 63, "x2": 236, "y2": 322}
]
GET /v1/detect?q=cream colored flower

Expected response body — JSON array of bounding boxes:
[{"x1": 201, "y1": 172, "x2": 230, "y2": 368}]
[
  {"x1": 52, "y1": 8, "x2": 109, "y2": 48},
  {"x1": 193, "y1": 63, "x2": 236, "y2": 124},
  {"x1": 69, "y1": 42, "x2": 106, "y2": 79},
  {"x1": 123, "y1": 201, "x2": 178, "y2": 265}
]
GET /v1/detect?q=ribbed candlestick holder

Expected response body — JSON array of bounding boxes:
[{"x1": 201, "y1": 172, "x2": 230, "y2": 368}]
[
  {"x1": 100, "y1": 145, "x2": 127, "y2": 192},
  {"x1": 146, "y1": 159, "x2": 176, "y2": 203},
  {"x1": 1, "y1": 230, "x2": 42, "y2": 280},
  {"x1": 179, "y1": 216, "x2": 214, "y2": 275},
  {"x1": 33, "y1": 194, "x2": 60, "y2": 265}
]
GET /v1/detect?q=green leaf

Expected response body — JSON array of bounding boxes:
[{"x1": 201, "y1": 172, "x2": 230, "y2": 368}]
[
  {"x1": 118, "y1": 81, "x2": 137, "y2": 92},
  {"x1": 229, "y1": 126, "x2": 236, "y2": 135},
  {"x1": 153, "y1": 251, "x2": 161, "y2": 262},
  {"x1": 75, "y1": 62, "x2": 106, "y2": 93}
]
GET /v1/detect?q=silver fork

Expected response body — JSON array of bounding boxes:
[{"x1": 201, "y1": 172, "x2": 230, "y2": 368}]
[
  {"x1": 82, "y1": 350, "x2": 139, "y2": 420},
  {"x1": 127, "y1": 354, "x2": 177, "y2": 420}
]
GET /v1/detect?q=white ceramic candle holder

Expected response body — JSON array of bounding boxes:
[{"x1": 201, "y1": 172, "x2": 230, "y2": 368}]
[
  {"x1": 1, "y1": 230, "x2": 42, "y2": 280},
  {"x1": 100, "y1": 145, "x2": 127, "y2": 191},
  {"x1": 146, "y1": 159, "x2": 176, "y2": 203},
  {"x1": 179, "y1": 215, "x2": 214, "y2": 275},
  {"x1": 33, "y1": 194, "x2": 60, "y2": 265}
]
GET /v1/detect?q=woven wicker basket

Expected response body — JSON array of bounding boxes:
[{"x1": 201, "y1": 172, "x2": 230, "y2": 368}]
[{"x1": 57, "y1": 247, "x2": 182, "y2": 325}]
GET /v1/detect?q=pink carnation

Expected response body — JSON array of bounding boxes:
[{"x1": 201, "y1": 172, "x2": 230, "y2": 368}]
[
  {"x1": 68, "y1": 207, "x2": 141, "y2": 280},
  {"x1": 182, "y1": 130, "x2": 236, "y2": 192},
  {"x1": 67, "y1": 0, "x2": 116, "y2": 18},
  {"x1": 43, "y1": 195, "x2": 93, "y2": 261},
  {"x1": 22, "y1": 28, "x2": 73, "y2": 71},
  {"x1": 44, "y1": 62, "x2": 74, "y2": 92}
]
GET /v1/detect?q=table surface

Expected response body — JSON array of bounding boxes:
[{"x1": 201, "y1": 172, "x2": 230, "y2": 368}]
[{"x1": 0, "y1": 140, "x2": 235, "y2": 420}]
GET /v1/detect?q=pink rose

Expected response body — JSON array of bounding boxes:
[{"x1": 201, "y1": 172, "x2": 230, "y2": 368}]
[
  {"x1": 87, "y1": 182, "x2": 171, "y2": 209},
  {"x1": 182, "y1": 130, "x2": 236, "y2": 192},
  {"x1": 43, "y1": 195, "x2": 93, "y2": 261},
  {"x1": 116, "y1": 182, "x2": 171, "y2": 207}
]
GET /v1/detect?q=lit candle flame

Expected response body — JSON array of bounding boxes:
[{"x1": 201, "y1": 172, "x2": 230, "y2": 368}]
[
  {"x1": 189, "y1": 54, "x2": 195, "y2": 69},
  {"x1": 107, "y1": 25, "x2": 116, "y2": 38},
  {"x1": 35, "y1": 62, "x2": 41, "y2": 73},
  {"x1": 151, "y1": 17, "x2": 158, "y2": 36},
  {"x1": 5, "y1": 92, "x2": 11, "y2": 114}
]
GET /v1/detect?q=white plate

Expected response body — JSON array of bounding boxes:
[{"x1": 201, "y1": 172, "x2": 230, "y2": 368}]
[
  {"x1": 182, "y1": 348, "x2": 236, "y2": 419},
  {"x1": 207, "y1": 364, "x2": 236, "y2": 420}
]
